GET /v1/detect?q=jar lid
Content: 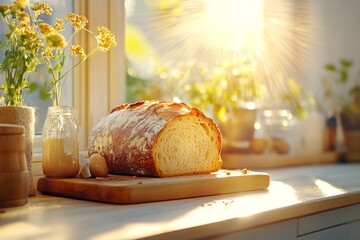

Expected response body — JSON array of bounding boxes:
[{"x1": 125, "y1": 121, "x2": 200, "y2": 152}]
[{"x1": 0, "y1": 124, "x2": 25, "y2": 135}]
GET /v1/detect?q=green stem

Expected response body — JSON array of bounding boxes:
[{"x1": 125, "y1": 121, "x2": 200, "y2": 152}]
[
  {"x1": 58, "y1": 46, "x2": 100, "y2": 81},
  {"x1": 47, "y1": 58, "x2": 60, "y2": 106},
  {"x1": 28, "y1": 3, "x2": 36, "y2": 25},
  {"x1": 65, "y1": 31, "x2": 78, "y2": 47}
]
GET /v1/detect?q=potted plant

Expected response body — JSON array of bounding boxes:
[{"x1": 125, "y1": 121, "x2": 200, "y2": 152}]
[
  {"x1": 0, "y1": 0, "x2": 46, "y2": 196},
  {"x1": 323, "y1": 59, "x2": 360, "y2": 161},
  {"x1": 183, "y1": 60, "x2": 264, "y2": 150}
]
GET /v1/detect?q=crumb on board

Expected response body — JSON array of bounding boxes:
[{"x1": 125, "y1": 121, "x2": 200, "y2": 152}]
[
  {"x1": 241, "y1": 168, "x2": 250, "y2": 174},
  {"x1": 201, "y1": 200, "x2": 234, "y2": 207},
  {"x1": 223, "y1": 200, "x2": 234, "y2": 206}
]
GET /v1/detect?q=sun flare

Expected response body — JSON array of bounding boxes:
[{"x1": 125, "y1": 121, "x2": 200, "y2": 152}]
[
  {"x1": 126, "y1": 0, "x2": 313, "y2": 103},
  {"x1": 199, "y1": 0, "x2": 264, "y2": 56}
]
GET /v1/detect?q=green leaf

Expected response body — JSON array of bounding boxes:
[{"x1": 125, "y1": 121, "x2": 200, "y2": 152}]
[
  {"x1": 340, "y1": 59, "x2": 352, "y2": 68},
  {"x1": 339, "y1": 70, "x2": 348, "y2": 83},
  {"x1": 325, "y1": 64, "x2": 335, "y2": 72},
  {"x1": 28, "y1": 83, "x2": 38, "y2": 93},
  {"x1": 53, "y1": 64, "x2": 62, "y2": 73},
  {"x1": 39, "y1": 88, "x2": 51, "y2": 100},
  {"x1": 27, "y1": 60, "x2": 37, "y2": 72}
]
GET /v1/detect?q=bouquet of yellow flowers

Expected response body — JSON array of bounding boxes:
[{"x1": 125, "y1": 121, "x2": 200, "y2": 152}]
[
  {"x1": 38, "y1": 10, "x2": 117, "y2": 106},
  {"x1": 0, "y1": 0, "x2": 117, "y2": 106},
  {"x1": 0, "y1": 0, "x2": 42, "y2": 106}
]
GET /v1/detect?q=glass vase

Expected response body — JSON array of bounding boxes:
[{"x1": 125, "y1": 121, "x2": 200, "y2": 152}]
[{"x1": 42, "y1": 106, "x2": 79, "y2": 178}]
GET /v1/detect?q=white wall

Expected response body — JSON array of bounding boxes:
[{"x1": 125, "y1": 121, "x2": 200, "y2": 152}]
[{"x1": 306, "y1": 0, "x2": 360, "y2": 106}]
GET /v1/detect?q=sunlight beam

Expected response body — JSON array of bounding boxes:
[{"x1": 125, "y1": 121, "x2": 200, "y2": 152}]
[{"x1": 314, "y1": 179, "x2": 346, "y2": 196}]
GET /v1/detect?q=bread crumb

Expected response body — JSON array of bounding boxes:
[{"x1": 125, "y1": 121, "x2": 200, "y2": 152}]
[
  {"x1": 137, "y1": 181, "x2": 143, "y2": 184},
  {"x1": 201, "y1": 200, "x2": 234, "y2": 207},
  {"x1": 241, "y1": 168, "x2": 250, "y2": 174},
  {"x1": 222, "y1": 200, "x2": 234, "y2": 206},
  {"x1": 201, "y1": 201, "x2": 216, "y2": 207}
]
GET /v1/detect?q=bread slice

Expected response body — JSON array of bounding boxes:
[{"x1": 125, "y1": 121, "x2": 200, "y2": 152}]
[{"x1": 88, "y1": 100, "x2": 222, "y2": 177}]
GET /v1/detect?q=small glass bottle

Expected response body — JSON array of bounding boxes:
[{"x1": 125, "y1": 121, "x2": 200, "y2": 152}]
[
  {"x1": 255, "y1": 108, "x2": 302, "y2": 154},
  {"x1": 42, "y1": 106, "x2": 79, "y2": 178}
]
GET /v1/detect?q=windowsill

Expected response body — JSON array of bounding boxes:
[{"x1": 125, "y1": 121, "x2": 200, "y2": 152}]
[{"x1": 3, "y1": 164, "x2": 360, "y2": 239}]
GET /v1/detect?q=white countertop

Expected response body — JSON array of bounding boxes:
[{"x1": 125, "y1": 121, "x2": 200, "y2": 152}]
[{"x1": 1, "y1": 163, "x2": 360, "y2": 240}]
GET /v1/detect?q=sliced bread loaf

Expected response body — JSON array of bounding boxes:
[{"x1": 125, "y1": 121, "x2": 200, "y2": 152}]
[{"x1": 88, "y1": 100, "x2": 222, "y2": 177}]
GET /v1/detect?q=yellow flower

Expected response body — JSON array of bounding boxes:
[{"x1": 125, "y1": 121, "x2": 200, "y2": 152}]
[
  {"x1": 70, "y1": 45, "x2": 86, "y2": 58},
  {"x1": 0, "y1": 5, "x2": 10, "y2": 16},
  {"x1": 42, "y1": 49, "x2": 53, "y2": 58},
  {"x1": 96, "y1": 26, "x2": 117, "y2": 52},
  {"x1": 19, "y1": 12, "x2": 30, "y2": 22},
  {"x1": 31, "y1": 2, "x2": 52, "y2": 15},
  {"x1": 45, "y1": 32, "x2": 66, "y2": 49},
  {"x1": 0, "y1": 4, "x2": 18, "y2": 18},
  {"x1": 14, "y1": 0, "x2": 28, "y2": 10},
  {"x1": 65, "y1": 13, "x2": 88, "y2": 31},
  {"x1": 39, "y1": 23, "x2": 54, "y2": 35},
  {"x1": 17, "y1": 19, "x2": 29, "y2": 29},
  {"x1": 23, "y1": 28, "x2": 42, "y2": 51},
  {"x1": 54, "y1": 18, "x2": 64, "y2": 32}
]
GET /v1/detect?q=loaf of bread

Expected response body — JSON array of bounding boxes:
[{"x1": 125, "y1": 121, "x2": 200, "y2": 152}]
[{"x1": 88, "y1": 100, "x2": 222, "y2": 177}]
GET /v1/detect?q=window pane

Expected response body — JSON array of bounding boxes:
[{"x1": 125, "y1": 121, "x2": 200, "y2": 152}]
[
  {"x1": 0, "y1": 0, "x2": 74, "y2": 134},
  {"x1": 125, "y1": 0, "x2": 315, "y2": 121}
]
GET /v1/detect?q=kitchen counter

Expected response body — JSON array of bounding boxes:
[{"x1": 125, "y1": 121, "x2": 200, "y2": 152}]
[{"x1": 1, "y1": 163, "x2": 360, "y2": 240}]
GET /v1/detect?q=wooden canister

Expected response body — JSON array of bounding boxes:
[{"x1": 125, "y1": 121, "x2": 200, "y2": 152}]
[
  {"x1": 0, "y1": 106, "x2": 36, "y2": 196},
  {"x1": 0, "y1": 124, "x2": 29, "y2": 207}
]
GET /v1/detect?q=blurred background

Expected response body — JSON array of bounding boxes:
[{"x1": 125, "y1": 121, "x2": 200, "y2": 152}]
[{"x1": 124, "y1": 0, "x2": 360, "y2": 159}]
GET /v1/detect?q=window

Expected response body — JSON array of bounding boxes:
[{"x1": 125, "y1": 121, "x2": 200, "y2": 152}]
[
  {"x1": 125, "y1": 0, "x2": 360, "y2": 120},
  {"x1": 0, "y1": 0, "x2": 74, "y2": 134},
  {"x1": 73, "y1": 0, "x2": 125, "y2": 150},
  {"x1": 0, "y1": 0, "x2": 125, "y2": 150},
  {"x1": 124, "y1": 0, "x2": 315, "y2": 120}
]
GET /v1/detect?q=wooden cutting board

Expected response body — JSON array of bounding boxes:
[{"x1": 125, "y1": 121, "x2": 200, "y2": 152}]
[{"x1": 37, "y1": 170, "x2": 270, "y2": 204}]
